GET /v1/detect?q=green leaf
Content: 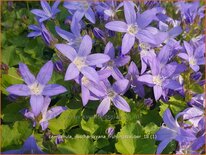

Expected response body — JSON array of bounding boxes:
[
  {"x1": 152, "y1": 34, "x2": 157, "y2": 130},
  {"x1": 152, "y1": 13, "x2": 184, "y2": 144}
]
[
  {"x1": 115, "y1": 123, "x2": 156, "y2": 154},
  {"x1": 2, "y1": 121, "x2": 33, "y2": 151},
  {"x1": 1, "y1": 67, "x2": 23, "y2": 94},
  {"x1": 189, "y1": 83, "x2": 204, "y2": 94},
  {"x1": 57, "y1": 136, "x2": 95, "y2": 154},
  {"x1": 2, "y1": 102, "x2": 28, "y2": 122},
  {"x1": 49, "y1": 109, "x2": 81, "y2": 134},
  {"x1": 2, "y1": 46, "x2": 20, "y2": 66}
]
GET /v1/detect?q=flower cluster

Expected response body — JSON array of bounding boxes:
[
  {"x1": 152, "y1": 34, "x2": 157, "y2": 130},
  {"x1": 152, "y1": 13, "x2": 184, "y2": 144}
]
[{"x1": 4, "y1": 0, "x2": 205, "y2": 154}]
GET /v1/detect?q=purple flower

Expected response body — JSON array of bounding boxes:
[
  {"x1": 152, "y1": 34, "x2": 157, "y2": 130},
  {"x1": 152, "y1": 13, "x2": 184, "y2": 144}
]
[
  {"x1": 21, "y1": 97, "x2": 67, "y2": 130},
  {"x1": 144, "y1": 98, "x2": 153, "y2": 108},
  {"x1": 155, "y1": 109, "x2": 196, "y2": 154},
  {"x1": 178, "y1": 41, "x2": 205, "y2": 72},
  {"x1": 125, "y1": 61, "x2": 145, "y2": 98},
  {"x1": 55, "y1": 17, "x2": 82, "y2": 50},
  {"x1": 105, "y1": 1, "x2": 167, "y2": 54},
  {"x1": 6, "y1": 61, "x2": 67, "y2": 116},
  {"x1": 55, "y1": 135, "x2": 64, "y2": 144},
  {"x1": 54, "y1": 60, "x2": 64, "y2": 72},
  {"x1": 31, "y1": 0, "x2": 60, "y2": 22},
  {"x1": 28, "y1": 23, "x2": 55, "y2": 46},
  {"x1": 106, "y1": 127, "x2": 115, "y2": 137},
  {"x1": 64, "y1": 1, "x2": 96, "y2": 24},
  {"x1": 96, "y1": 79, "x2": 130, "y2": 116},
  {"x1": 138, "y1": 54, "x2": 185, "y2": 100},
  {"x1": 95, "y1": 0, "x2": 123, "y2": 20},
  {"x1": 55, "y1": 35, "x2": 110, "y2": 84},
  {"x1": 93, "y1": 27, "x2": 106, "y2": 40},
  {"x1": 100, "y1": 42, "x2": 130, "y2": 80},
  {"x1": 175, "y1": 1, "x2": 205, "y2": 24},
  {"x1": 3, "y1": 135, "x2": 44, "y2": 154}
]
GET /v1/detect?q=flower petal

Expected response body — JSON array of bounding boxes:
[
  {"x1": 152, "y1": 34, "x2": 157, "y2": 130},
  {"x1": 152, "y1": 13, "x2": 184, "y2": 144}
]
[
  {"x1": 184, "y1": 41, "x2": 193, "y2": 56},
  {"x1": 65, "y1": 63, "x2": 80, "y2": 81},
  {"x1": 113, "y1": 95, "x2": 131, "y2": 112},
  {"x1": 153, "y1": 85, "x2": 162, "y2": 100},
  {"x1": 37, "y1": 61, "x2": 53, "y2": 85},
  {"x1": 85, "y1": 7, "x2": 96, "y2": 24},
  {"x1": 104, "y1": 42, "x2": 115, "y2": 58},
  {"x1": 81, "y1": 66, "x2": 99, "y2": 84},
  {"x1": 178, "y1": 53, "x2": 189, "y2": 60},
  {"x1": 81, "y1": 85, "x2": 90, "y2": 106},
  {"x1": 163, "y1": 109, "x2": 177, "y2": 129},
  {"x1": 105, "y1": 21, "x2": 127, "y2": 32},
  {"x1": 115, "y1": 55, "x2": 130, "y2": 67},
  {"x1": 86, "y1": 54, "x2": 110, "y2": 66},
  {"x1": 45, "y1": 106, "x2": 67, "y2": 120},
  {"x1": 112, "y1": 79, "x2": 129, "y2": 94},
  {"x1": 121, "y1": 33, "x2": 135, "y2": 54},
  {"x1": 123, "y1": 1, "x2": 136, "y2": 24},
  {"x1": 97, "y1": 97, "x2": 111, "y2": 116},
  {"x1": 41, "y1": 0, "x2": 52, "y2": 14},
  {"x1": 78, "y1": 35, "x2": 92, "y2": 56},
  {"x1": 163, "y1": 80, "x2": 181, "y2": 90},
  {"x1": 138, "y1": 74, "x2": 154, "y2": 86},
  {"x1": 19, "y1": 63, "x2": 35, "y2": 85},
  {"x1": 55, "y1": 26, "x2": 75, "y2": 42},
  {"x1": 156, "y1": 140, "x2": 171, "y2": 154},
  {"x1": 30, "y1": 95, "x2": 44, "y2": 116},
  {"x1": 55, "y1": 44, "x2": 77, "y2": 61},
  {"x1": 42, "y1": 84, "x2": 67, "y2": 96},
  {"x1": 6, "y1": 84, "x2": 30, "y2": 96}
]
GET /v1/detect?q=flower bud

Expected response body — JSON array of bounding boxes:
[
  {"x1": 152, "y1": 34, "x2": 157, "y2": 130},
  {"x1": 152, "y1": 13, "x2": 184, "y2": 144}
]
[
  {"x1": 93, "y1": 27, "x2": 105, "y2": 40},
  {"x1": 54, "y1": 61, "x2": 64, "y2": 72},
  {"x1": 55, "y1": 135, "x2": 64, "y2": 144},
  {"x1": 106, "y1": 127, "x2": 115, "y2": 137}
]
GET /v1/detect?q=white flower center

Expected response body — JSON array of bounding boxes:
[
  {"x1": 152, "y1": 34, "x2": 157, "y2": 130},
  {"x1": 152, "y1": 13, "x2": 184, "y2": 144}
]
[
  {"x1": 189, "y1": 57, "x2": 197, "y2": 66},
  {"x1": 107, "y1": 89, "x2": 116, "y2": 99},
  {"x1": 153, "y1": 75, "x2": 162, "y2": 86},
  {"x1": 73, "y1": 57, "x2": 87, "y2": 70},
  {"x1": 81, "y1": 1, "x2": 89, "y2": 10},
  {"x1": 82, "y1": 76, "x2": 90, "y2": 85},
  {"x1": 104, "y1": 9, "x2": 115, "y2": 17},
  {"x1": 29, "y1": 82, "x2": 44, "y2": 95},
  {"x1": 127, "y1": 24, "x2": 138, "y2": 35},
  {"x1": 107, "y1": 60, "x2": 115, "y2": 68}
]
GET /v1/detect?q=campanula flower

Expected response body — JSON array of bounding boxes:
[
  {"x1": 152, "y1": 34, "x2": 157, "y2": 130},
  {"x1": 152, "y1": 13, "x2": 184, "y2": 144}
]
[
  {"x1": 155, "y1": 109, "x2": 196, "y2": 154},
  {"x1": 28, "y1": 22, "x2": 56, "y2": 46},
  {"x1": 55, "y1": 35, "x2": 110, "y2": 84},
  {"x1": 106, "y1": 127, "x2": 115, "y2": 137},
  {"x1": 95, "y1": 0, "x2": 123, "y2": 20},
  {"x1": 96, "y1": 79, "x2": 130, "y2": 116},
  {"x1": 100, "y1": 42, "x2": 130, "y2": 80},
  {"x1": 31, "y1": 0, "x2": 60, "y2": 22},
  {"x1": 105, "y1": 1, "x2": 167, "y2": 54},
  {"x1": 64, "y1": 0, "x2": 96, "y2": 24},
  {"x1": 6, "y1": 61, "x2": 67, "y2": 116},
  {"x1": 3, "y1": 136, "x2": 44, "y2": 154},
  {"x1": 178, "y1": 41, "x2": 205, "y2": 72},
  {"x1": 125, "y1": 61, "x2": 145, "y2": 98},
  {"x1": 55, "y1": 17, "x2": 82, "y2": 50},
  {"x1": 138, "y1": 51, "x2": 186, "y2": 100}
]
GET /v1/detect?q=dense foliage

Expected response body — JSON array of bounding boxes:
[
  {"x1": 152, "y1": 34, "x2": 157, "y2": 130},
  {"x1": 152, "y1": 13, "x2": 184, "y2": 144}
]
[{"x1": 1, "y1": 0, "x2": 205, "y2": 154}]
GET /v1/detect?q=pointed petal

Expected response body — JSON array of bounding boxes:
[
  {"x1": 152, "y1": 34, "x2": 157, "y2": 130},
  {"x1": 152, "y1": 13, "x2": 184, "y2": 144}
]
[
  {"x1": 184, "y1": 41, "x2": 193, "y2": 56},
  {"x1": 78, "y1": 35, "x2": 92, "y2": 56},
  {"x1": 104, "y1": 42, "x2": 115, "y2": 58},
  {"x1": 81, "y1": 85, "x2": 90, "y2": 106},
  {"x1": 19, "y1": 63, "x2": 35, "y2": 85},
  {"x1": 153, "y1": 85, "x2": 162, "y2": 100},
  {"x1": 121, "y1": 33, "x2": 135, "y2": 54},
  {"x1": 97, "y1": 97, "x2": 111, "y2": 116},
  {"x1": 41, "y1": 0, "x2": 52, "y2": 14},
  {"x1": 65, "y1": 63, "x2": 79, "y2": 81},
  {"x1": 6, "y1": 84, "x2": 30, "y2": 96},
  {"x1": 55, "y1": 26, "x2": 75, "y2": 42},
  {"x1": 81, "y1": 66, "x2": 99, "y2": 84},
  {"x1": 41, "y1": 96, "x2": 51, "y2": 116},
  {"x1": 85, "y1": 7, "x2": 96, "y2": 24},
  {"x1": 178, "y1": 53, "x2": 189, "y2": 60},
  {"x1": 123, "y1": 1, "x2": 136, "y2": 24},
  {"x1": 86, "y1": 54, "x2": 110, "y2": 66},
  {"x1": 111, "y1": 67, "x2": 124, "y2": 80},
  {"x1": 156, "y1": 140, "x2": 171, "y2": 154},
  {"x1": 40, "y1": 121, "x2": 49, "y2": 131},
  {"x1": 163, "y1": 80, "x2": 181, "y2": 90},
  {"x1": 31, "y1": 9, "x2": 48, "y2": 18},
  {"x1": 112, "y1": 79, "x2": 129, "y2": 94},
  {"x1": 52, "y1": 0, "x2": 60, "y2": 11},
  {"x1": 37, "y1": 61, "x2": 53, "y2": 85},
  {"x1": 105, "y1": 21, "x2": 127, "y2": 32},
  {"x1": 137, "y1": 30, "x2": 156, "y2": 45},
  {"x1": 30, "y1": 95, "x2": 44, "y2": 116},
  {"x1": 138, "y1": 74, "x2": 154, "y2": 85},
  {"x1": 113, "y1": 95, "x2": 131, "y2": 112},
  {"x1": 45, "y1": 106, "x2": 67, "y2": 120},
  {"x1": 71, "y1": 16, "x2": 81, "y2": 36},
  {"x1": 163, "y1": 109, "x2": 177, "y2": 129},
  {"x1": 115, "y1": 55, "x2": 130, "y2": 67},
  {"x1": 42, "y1": 84, "x2": 67, "y2": 96},
  {"x1": 55, "y1": 44, "x2": 77, "y2": 61},
  {"x1": 168, "y1": 26, "x2": 182, "y2": 38},
  {"x1": 128, "y1": 61, "x2": 139, "y2": 75}
]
